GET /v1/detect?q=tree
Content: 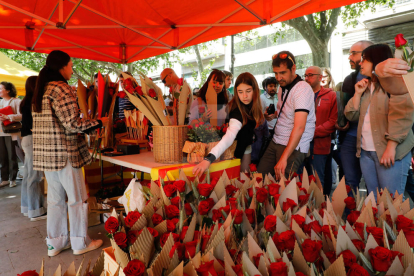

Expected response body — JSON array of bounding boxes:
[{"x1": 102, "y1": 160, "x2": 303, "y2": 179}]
[
  {"x1": 0, "y1": 48, "x2": 187, "y2": 85},
  {"x1": 282, "y1": 0, "x2": 394, "y2": 67}
]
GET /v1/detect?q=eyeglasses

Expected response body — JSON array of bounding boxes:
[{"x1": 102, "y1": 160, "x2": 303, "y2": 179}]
[
  {"x1": 303, "y1": 73, "x2": 320, "y2": 78},
  {"x1": 162, "y1": 73, "x2": 170, "y2": 84},
  {"x1": 272, "y1": 53, "x2": 295, "y2": 65},
  {"x1": 349, "y1": 51, "x2": 362, "y2": 56}
]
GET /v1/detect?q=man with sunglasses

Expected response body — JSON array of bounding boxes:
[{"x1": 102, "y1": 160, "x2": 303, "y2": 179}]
[
  {"x1": 258, "y1": 51, "x2": 316, "y2": 180},
  {"x1": 302, "y1": 66, "x2": 337, "y2": 195},
  {"x1": 339, "y1": 40, "x2": 373, "y2": 194}
]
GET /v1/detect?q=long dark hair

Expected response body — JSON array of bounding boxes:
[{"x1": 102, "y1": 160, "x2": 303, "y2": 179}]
[
  {"x1": 32, "y1": 50, "x2": 71, "y2": 112},
  {"x1": 20, "y1": 76, "x2": 38, "y2": 113},
  {"x1": 362, "y1": 44, "x2": 393, "y2": 72},
  {"x1": 198, "y1": 69, "x2": 228, "y2": 105},
  {"x1": 230, "y1": 72, "x2": 264, "y2": 127}
]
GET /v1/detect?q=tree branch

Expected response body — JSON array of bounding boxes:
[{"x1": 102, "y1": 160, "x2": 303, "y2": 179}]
[
  {"x1": 325, "y1": 8, "x2": 341, "y2": 37},
  {"x1": 72, "y1": 68, "x2": 87, "y2": 83},
  {"x1": 306, "y1": 14, "x2": 317, "y2": 34},
  {"x1": 320, "y1": 11, "x2": 327, "y2": 33}
]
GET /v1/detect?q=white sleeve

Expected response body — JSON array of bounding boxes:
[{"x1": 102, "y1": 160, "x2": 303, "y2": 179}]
[{"x1": 209, "y1": 118, "x2": 242, "y2": 159}]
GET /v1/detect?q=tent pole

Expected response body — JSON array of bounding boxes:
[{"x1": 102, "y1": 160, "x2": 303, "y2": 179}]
[
  {"x1": 234, "y1": 0, "x2": 265, "y2": 23},
  {"x1": 32, "y1": 1, "x2": 59, "y2": 50},
  {"x1": 270, "y1": 0, "x2": 310, "y2": 22},
  {"x1": 178, "y1": 0, "x2": 256, "y2": 48},
  {"x1": 62, "y1": 0, "x2": 83, "y2": 28},
  {"x1": 0, "y1": 38, "x2": 26, "y2": 49},
  {"x1": 127, "y1": 29, "x2": 172, "y2": 63}
]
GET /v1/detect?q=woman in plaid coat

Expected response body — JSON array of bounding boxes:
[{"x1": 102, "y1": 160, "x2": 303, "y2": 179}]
[{"x1": 32, "y1": 50, "x2": 107, "y2": 256}]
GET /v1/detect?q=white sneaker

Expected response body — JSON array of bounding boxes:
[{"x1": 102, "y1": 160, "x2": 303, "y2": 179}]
[
  {"x1": 30, "y1": 213, "x2": 47, "y2": 221},
  {"x1": 0, "y1": 181, "x2": 9, "y2": 188},
  {"x1": 48, "y1": 243, "x2": 71, "y2": 257},
  {"x1": 9, "y1": 181, "x2": 17, "y2": 188},
  {"x1": 23, "y1": 213, "x2": 28, "y2": 217},
  {"x1": 73, "y1": 239, "x2": 103, "y2": 255}
]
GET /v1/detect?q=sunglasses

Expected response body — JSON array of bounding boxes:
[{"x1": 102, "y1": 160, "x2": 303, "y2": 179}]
[
  {"x1": 303, "y1": 73, "x2": 320, "y2": 78},
  {"x1": 162, "y1": 73, "x2": 170, "y2": 84},
  {"x1": 272, "y1": 53, "x2": 295, "y2": 65}
]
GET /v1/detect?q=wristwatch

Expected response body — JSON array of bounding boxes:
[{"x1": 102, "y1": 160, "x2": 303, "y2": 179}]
[{"x1": 204, "y1": 153, "x2": 216, "y2": 163}]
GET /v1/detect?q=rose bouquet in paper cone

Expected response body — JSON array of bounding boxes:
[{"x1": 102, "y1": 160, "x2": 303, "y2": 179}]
[
  {"x1": 394, "y1": 33, "x2": 414, "y2": 104},
  {"x1": 100, "y1": 166, "x2": 414, "y2": 276}
]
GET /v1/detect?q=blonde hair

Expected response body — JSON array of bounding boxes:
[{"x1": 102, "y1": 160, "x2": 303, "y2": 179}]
[{"x1": 321, "y1": 67, "x2": 335, "y2": 90}]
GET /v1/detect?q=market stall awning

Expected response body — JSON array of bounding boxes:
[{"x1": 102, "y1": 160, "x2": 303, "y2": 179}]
[
  {"x1": 0, "y1": 52, "x2": 38, "y2": 96},
  {"x1": 0, "y1": 0, "x2": 362, "y2": 63}
]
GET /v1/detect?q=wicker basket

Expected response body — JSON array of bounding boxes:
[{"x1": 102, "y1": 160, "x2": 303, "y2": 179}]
[
  {"x1": 153, "y1": 125, "x2": 188, "y2": 163},
  {"x1": 221, "y1": 141, "x2": 237, "y2": 160}
]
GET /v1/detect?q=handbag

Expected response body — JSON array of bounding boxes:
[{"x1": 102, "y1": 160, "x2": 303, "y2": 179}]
[
  {"x1": 1, "y1": 98, "x2": 22, "y2": 133},
  {"x1": 258, "y1": 85, "x2": 293, "y2": 160}
]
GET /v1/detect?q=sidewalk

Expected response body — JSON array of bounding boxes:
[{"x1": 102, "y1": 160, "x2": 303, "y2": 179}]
[{"x1": 0, "y1": 181, "x2": 111, "y2": 276}]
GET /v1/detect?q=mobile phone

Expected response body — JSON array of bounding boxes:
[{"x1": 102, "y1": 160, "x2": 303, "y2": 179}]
[{"x1": 267, "y1": 104, "x2": 275, "y2": 114}]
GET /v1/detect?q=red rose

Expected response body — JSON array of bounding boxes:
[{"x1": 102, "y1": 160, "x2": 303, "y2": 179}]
[
  {"x1": 269, "y1": 262, "x2": 288, "y2": 276},
  {"x1": 177, "y1": 78, "x2": 184, "y2": 86},
  {"x1": 298, "y1": 194, "x2": 310, "y2": 206},
  {"x1": 171, "y1": 196, "x2": 180, "y2": 207},
  {"x1": 125, "y1": 211, "x2": 142, "y2": 228},
  {"x1": 230, "y1": 209, "x2": 243, "y2": 224},
  {"x1": 166, "y1": 205, "x2": 180, "y2": 219},
  {"x1": 185, "y1": 240, "x2": 198, "y2": 259},
  {"x1": 352, "y1": 239, "x2": 365, "y2": 252},
  {"x1": 273, "y1": 194, "x2": 281, "y2": 204},
  {"x1": 152, "y1": 213, "x2": 163, "y2": 226},
  {"x1": 396, "y1": 215, "x2": 414, "y2": 231},
  {"x1": 245, "y1": 208, "x2": 255, "y2": 224},
  {"x1": 403, "y1": 229, "x2": 414, "y2": 247},
  {"x1": 143, "y1": 227, "x2": 158, "y2": 238},
  {"x1": 325, "y1": 250, "x2": 336, "y2": 264},
  {"x1": 148, "y1": 88, "x2": 157, "y2": 98},
  {"x1": 212, "y1": 209, "x2": 223, "y2": 222},
  {"x1": 277, "y1": 230, "x2": 296, "y2": 252},
  {"x1": 268, "y1": 184, "x2": 280, "y2": 197},
  {"x1": 167, "y1": 219, "x2": 177, "y2": 232},
  {"x1": 264, "y1": 215, "x2": 277, "y2": 232},
  {"x1": 347, "y1": 211, "x2": 361, "y2": 226},
  {"x1": 296, "y1": 273, "x2": 307, "y2": 276},
  {"x1": 339, "y1": 250, "x2": 357, "y2": 270},
  {"x1": 304, "y1": 221, "x2": 322, "y2": 235},
  {"x1": 253, "y1": 253, "x2": 264, "y2": 267},
  {"x1": 220, "y1": 205, "x2": 230, "y2": 216},
  {"x1": 201, "y1": 234, "x2": 211, "y2": 252},
  {"x1": 169, "y1": 242, "x2": 184, "y2": 260},
  {"x1": 210, "y1": 177, "x2": 219, "y2": 187},
  {"x1": 346, "y1": 185, "x2": 352, "y2": 194},
  {"x1": 256, "y1": 188, "x2": 268, "y2": 203},
  {"x1": 320, "y1": 202, "x2": 327, "y2": 209},
  {"x1": 222, "y1": 126, "x2": 227, "y2": 133},
  {"x1": 118, "y1": 91, "x2": 126, "y2": 98},
  {"x1": 127, "y1": 230, "x2": 139, "y2": 245},
  {"x1": 256, "y1": 177, "x2": 263, "y2": 183},
  {"x1": 123, "y1": 259, "x2": 145, "y2": 276},
  {"x1": 302, "y1": 239, "x2": 323, "y2": 263},
  {"x1": 135, "y1": 86, "x2": 143, "y2": 96},
  {"x1": 372, "y1": 207, "x2": 378, "y2": 216},
  {"x1": 198, "y1": 183, "x2": 214, "y2": 197},
  {"x1": 185, "y1": 203, "x2": 194, "y2": 216},
  {"x1": 322, "y1": 225, "x2": 337, "y2": 239},
  {"x1": 114, "y1": 232, "x2": 128, "y2": 248},
  {"x1": 227, "y1": 198, "x2": 237, "y2": 209},
  {"x1": 347, "y1": 263, "x2": 370, "y2": 276},
  {"x1": 395, "y1": 33, "x2": 408, "y2": 48},
  {"x1": 198, "y1": 106, "x2": 206, "y2": 114},
  {"x1": 344, "y1": 197, "x2": 356, "y2": 210},
  {"x1": 18, "y1": 271, "x2": 39, "y2": 276},
  {"x1": 282, "y1": 198, "x2": 297, "y2": 212},
  {"x1": 309, "y1": 175, "x2": 316, "y2": 183},
  {"x1": 366, "y1": 227, "x2": 384, "y2": 247},
  {"x1": 187, "y1": 125, "x2": 193, "y2": 130},
  {"x1": 247, "y1": 188, "x2": 253, "y2": 198},
  {"x1": 163, "y1": 184, "x2": 177, "y2": 198},
  {"x1": 105, "y1": 217, "x2": 119, "y2": 234},
  {"x1": 292, "y1": 214, "x2": 305, "y2": 228},
  {"x1": 225, "y1": 185, "x2": 238, "y2": 196},
  {"x1": 296, "y1": 182, "x2": 302, "y2": 188},
  {"x1": 249, "y1": 163, "x2": 257, "y2": 172},
  {"x1": 180, "y1": 226, "x2": 188, "y2": 241},
  {"x1": 369, "y1": 246, "x2": 403, "y2": 272},
  {"x1": 198, "y1": 200, "x2": 212, "y2": 215},
  {"x1": 174, "y1": 180, "x2": 186, "y2": 193},
  {"x1": 196, "y1": 260, "x2": 217, "y2": 276},
  {"x1": 160, "y1": 232, "x2": 180, "y2": 247},
  {"x1": 232, "y1": 264, "x2": 243, "y2": 276},
  {"x1": 354, "y1": 222, "x2": 365, "y2": 240}
]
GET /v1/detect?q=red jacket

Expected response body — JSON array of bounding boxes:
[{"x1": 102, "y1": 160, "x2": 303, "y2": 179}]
[{"x1": 313, "y1": 87, "x2": 338, "y2": 155}]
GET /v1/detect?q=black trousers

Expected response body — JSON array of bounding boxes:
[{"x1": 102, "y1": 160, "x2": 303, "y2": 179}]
[{"x1": 0, "y1": 136, "x2": 19, "y2": 181}]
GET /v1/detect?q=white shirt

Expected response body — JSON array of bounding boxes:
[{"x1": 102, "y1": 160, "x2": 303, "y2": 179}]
[
  {"x1": 361, "y1": 83, "x2": 376, "y2": 151},
  {"x1": 210, "y1": 118, "x2": 241, "y2": 159},
  {"x1": 260, "y1": 90, "x2": 278, "y2": 129},
  {"x1": 273, "y1": 81, "x2": 316, "y2": 154}
]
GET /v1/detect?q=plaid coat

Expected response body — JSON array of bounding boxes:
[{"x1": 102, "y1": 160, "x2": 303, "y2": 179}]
[{"x1": 33, "y1": 81, "x2": 99, "y2": 171}]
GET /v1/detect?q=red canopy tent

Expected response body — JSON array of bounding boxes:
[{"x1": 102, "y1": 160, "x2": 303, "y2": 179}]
[{"x1": 0, "y1": 0, "x2": 361, "y2": 63}]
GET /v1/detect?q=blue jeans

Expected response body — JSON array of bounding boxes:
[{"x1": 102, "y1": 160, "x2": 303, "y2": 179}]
[
  {"x1": 20, "y1": 135, "x2": 45, "y2": 218},
  {"x1": 360, "y1": 149, "x2": 411, "y2": 200},
  {"x1": 45, "y1": 161, "x2": 91, "y2": 251},
  {"x1": 313, "y1": 154, "x2": 330, "y2": 195},
  {"x1": 340, "y1": 135, "x2": 362, "y2": 193}
]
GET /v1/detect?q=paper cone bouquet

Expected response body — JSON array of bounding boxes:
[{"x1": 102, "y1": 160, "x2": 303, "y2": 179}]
[{"x1": 103, "y1": 168, "x2": 414, "y2": 276}]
